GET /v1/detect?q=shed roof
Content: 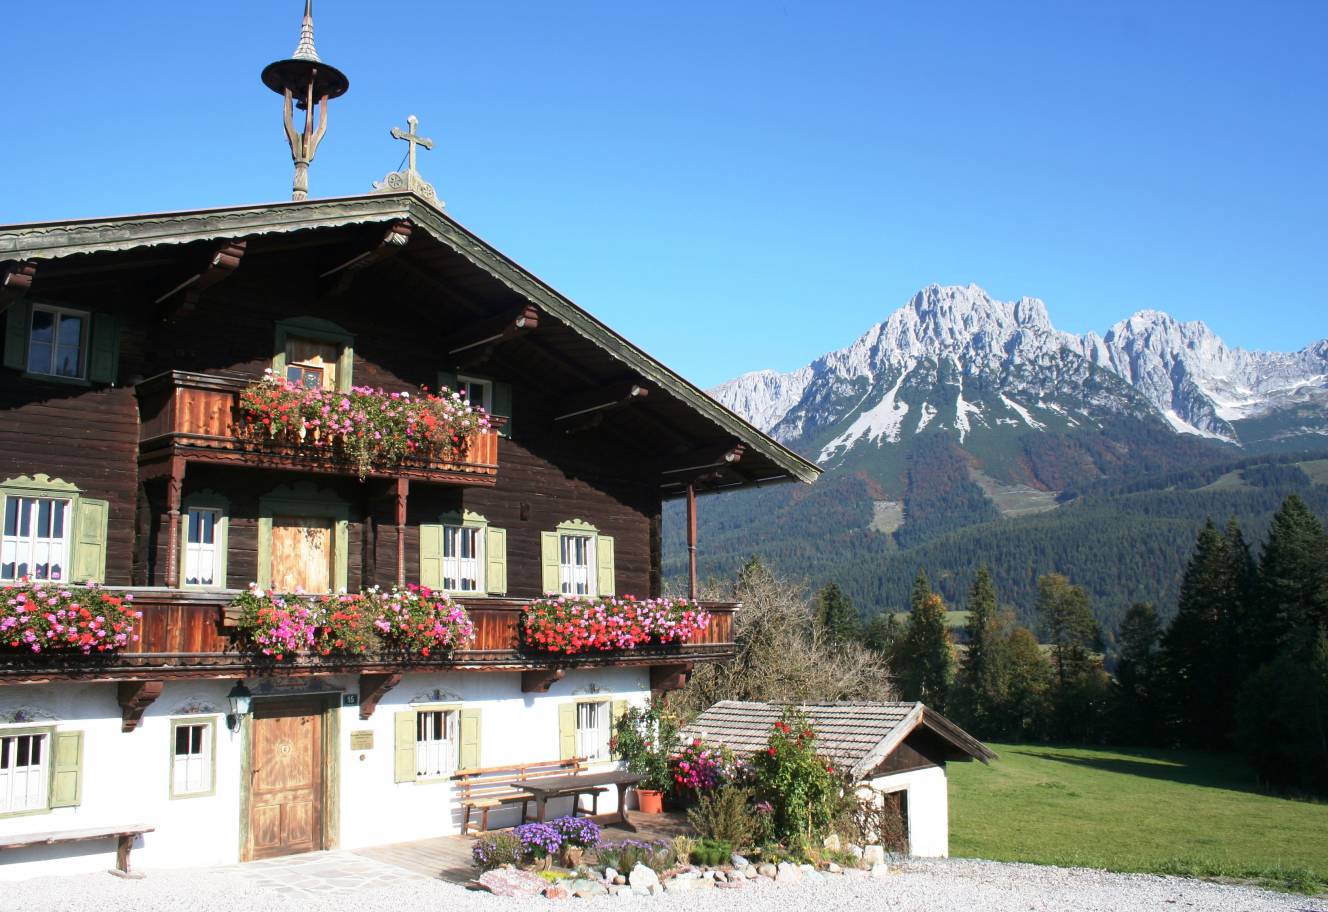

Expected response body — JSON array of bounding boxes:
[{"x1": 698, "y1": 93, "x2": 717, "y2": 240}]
[{"x1": 679, "y1": 700, "x2": 995, "y2": 780}]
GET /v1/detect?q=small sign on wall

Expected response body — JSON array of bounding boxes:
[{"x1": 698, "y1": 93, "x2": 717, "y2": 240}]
[
  {"x1": 342, "y1": 693, "x2": 360, "y2": 708},
  {"x1": 350, "y1": 730, "x2": 374, "y2": 750}
]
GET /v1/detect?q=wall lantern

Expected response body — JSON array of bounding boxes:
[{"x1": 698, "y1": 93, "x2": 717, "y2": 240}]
[{"x1": 226, "y1": 681, "x2": 253, "y2": 733}]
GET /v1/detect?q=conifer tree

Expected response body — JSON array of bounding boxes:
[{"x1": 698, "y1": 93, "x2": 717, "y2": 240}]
[
  {"x1": 1000, "y1": 626, "x2": 1052, "y2": 741},
  {"x1": 1035, "y1": 573, "x2": 1099, "y2": 687},
  {"x1": 1250, "y1": 495, "x2": 1328, "y2": 666},
  {"x1": 896, "y1": 590, "x2": 955, "y2": 710},
  {"x1": 953, "y1": 567, "x2": 1010, "y2": 734},
  {"x1": 863, "y1": 611, "x2": 903, "y2": 663},
  {"x1": 814, "y1": 582, "x2": 859, "y2": 644},
  {"x1": 1113, "y1": 602, "x2": 1162, "y2": 743}
]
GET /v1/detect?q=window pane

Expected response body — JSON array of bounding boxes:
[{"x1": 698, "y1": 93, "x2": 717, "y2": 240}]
[
  {"x1": 175, "y1": 726, "x2": 190, "y2": 756},
  {"x1": 3, "y1": 498, "x2": 17, "y2": 537},
  {"x1": 29, "y1": 309, "x2": 53, "y2": 344},
  {"x1": 26, "y1": 341, "x2": 52, "y2": 374}
]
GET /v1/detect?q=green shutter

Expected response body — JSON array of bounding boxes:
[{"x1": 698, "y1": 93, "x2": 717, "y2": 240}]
[
  {"x1": 420, "y1": 523, "x2": 443, "y2": 590},
  {"x1": 87, "y1": 313, "x2": 121, "y2": 385},
  {"x1": 493, "y1": 382, "x2": 513, "y2": 438},
  {"x1": 611, "y1": 700, "x2": 628, "y2": 760},
  {"x1": 485, "y1": 526, "x2": 507, "y2": 595},
  {"x1": 394, "y1": 711, "x2": 417, "y2": 783},
  {"x1": 558, "y1": 702, "x2": 578, "y2": 761},
  {"x1": 71, "y1": 498, "x2": 109, "y2": 584},
  {"x1": 436, "y1": 370, "x2": 459, "y2": 395},
  {"x1": 459, "y1": 708, "x2": 482, "y2": 770},
  {"x1": 50, "y1": 730, "x2": 83, "y2": 808},
  {"x1": 3, "y1": 301, "x2": 30, "y2": 371},
  {"x1": 541, "y1": 532, "x2": 561, "y2": 595},
  {"x1": 597, "y1": 535, "x2": 616, "y2": 597}
]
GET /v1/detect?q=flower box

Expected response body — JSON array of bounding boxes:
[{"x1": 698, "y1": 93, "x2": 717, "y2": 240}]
[
  {"x1": 1, "y1": 580, "x2": 142, "y2": 655},
  {"x1": 520, "y1": 596, "x2": 710, "y2": 655}
]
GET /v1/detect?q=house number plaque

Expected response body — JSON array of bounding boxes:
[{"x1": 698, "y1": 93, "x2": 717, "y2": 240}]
[{"x1": 350, "y1": 730, "x2": 374, "y2": 750}]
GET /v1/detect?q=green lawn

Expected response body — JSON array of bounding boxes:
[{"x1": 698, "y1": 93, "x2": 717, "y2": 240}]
[{"x1": 948, "y1": 743, "x2": 1328, "y2": 894}]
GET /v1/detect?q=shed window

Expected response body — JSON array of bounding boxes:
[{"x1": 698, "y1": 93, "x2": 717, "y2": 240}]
[
  {"x1": 559, "y1": 534, "x2": 594, "y2": 596},
  {"x1": 456, "y1": 376, "x2": 493, "y2": 414},
  {"x1": 576, "y1": 702, "x2": 611, "y2": 762},
  {"x1": 443, "y1": 525, "x2": 483, "y2": 593},
  {"x1": 1, "y1": 496, "x2": 71, "y2": 582},
  {"x1": 416, "y1": 709, "x2": 459, "y2": 779},
  {"x1": 172, "y1": 722, "x2": 213, "y2": 797},
  {"x1": 284, "y1": 337, "x2": 338, "y2": 389},
  {"x1": 27, "y1": 306, "x2": 85, "y2": 379},
  {"x1": 0, "y1": 732, "x2": 48, "y2": 813}
]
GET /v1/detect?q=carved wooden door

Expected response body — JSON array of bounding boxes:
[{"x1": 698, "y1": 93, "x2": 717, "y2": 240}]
[
  {"x1": 270, "y1": 517, "x2": 333, "y2": 593},
  {"x1": 247, "y1": 698, "x2": 324, "y2": 861}
]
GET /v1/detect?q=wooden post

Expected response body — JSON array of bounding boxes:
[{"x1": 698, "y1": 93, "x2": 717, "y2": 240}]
[
  {"x1": 164, "y1": 457, "x2": 186, "y2": 589},
  {"x1": 686, "y1": 482, "x2": 698, "y2": 601},
  {"x1": 394, "y1": 477, "x2": 409, "y2": 588}
]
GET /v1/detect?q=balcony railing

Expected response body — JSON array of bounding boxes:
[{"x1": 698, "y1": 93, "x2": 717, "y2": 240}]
[
  {"x1": 135, "y1": 371, "x2": 499, "y2": 484},
  {"x1": 0, "y1": 590, "x2": 738, "y2": 681}
]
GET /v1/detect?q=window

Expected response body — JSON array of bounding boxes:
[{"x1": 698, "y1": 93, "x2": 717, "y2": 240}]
[
  {"x1": 416, "y1": 709, "x2": 459, "y2": 779},
  {"x1": 456, "y1": 376, "x2": 493, "y2": 414},
  {"x1": 284, "y1": 336, "x2": 338, "y2": 389},
  {"x1": 442, "y1": 525, "x2": 483, "y2": 592},
  {"x1": 26, "y1": 306, "x2": 85, "y2": 379},
  {"x1": 184, "y1": 509, "x2": 220, "y2": 587},
  {"x1": 0, "y1": 731, "x2": 49, "y2": 814},
  {"x1": 559, "y1": 534, "x2": 594, "y2": 596},
  {"x1": 576, "y1": 702, "x2": 611, "y2": 762},
  {"x1": 1, "y1": 496, "x2": 71, "y2": 581},
  {"x1": 171, "y1": 721, "x2": 214, "y2": 798}
]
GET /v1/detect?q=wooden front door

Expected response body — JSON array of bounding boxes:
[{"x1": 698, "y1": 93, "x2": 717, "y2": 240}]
[
  {"x1": 271, "y1": 516, "x2": 334, "y2": 593},
  {"x1": 247, "y1": 698, "x2": 324, "y2": 861}
]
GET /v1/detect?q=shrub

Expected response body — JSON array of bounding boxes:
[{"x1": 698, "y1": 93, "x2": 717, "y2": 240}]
[
  {"x1": 686, "y1": 786, "x2": 757, "y2": 849},
  {"x1": 749, "y1": 710, "x2": 846, "y2": 845},
  {"x1": 613, "y1": 702, "x2": 679, "y2": 792},
  {"x1": 593, "y1": 839, "x2": 675, "y2": 873},
  {"x1": 669, "y1": 739, "x2": 745, "y2": 792},
  {"x1": 471, "y1": 832, "x2": 524, "y2": 871},
  {"x1": 550, "y1": 815, "x2": 601, "y2": 849},
  {"x1": 0, "y1": 581, "x2": 142, "y2": 655},
  {"x1": 689, "y1": 838, "x2": 733, "y2": 867},
  {"x1": 513, "y1": 822, "x2": 563, "y2": 860}
]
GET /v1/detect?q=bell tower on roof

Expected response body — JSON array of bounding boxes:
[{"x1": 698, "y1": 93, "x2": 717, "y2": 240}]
[{"x1": 261, "y1": 1, "x2": 350, "y2": 201}]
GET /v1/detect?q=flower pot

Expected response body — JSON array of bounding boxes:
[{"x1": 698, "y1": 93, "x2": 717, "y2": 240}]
[
  {"x1": 636, "y1": 788, "x2": 664, "y2": 814},
  {"x1": 560, "y1": 846, "x2": 584, "y2": 868}
]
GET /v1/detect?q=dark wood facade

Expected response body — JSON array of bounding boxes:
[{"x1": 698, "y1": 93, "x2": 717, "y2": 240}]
[{"x1": 0, "y1": 194, "x2": 820, "y2": 683}]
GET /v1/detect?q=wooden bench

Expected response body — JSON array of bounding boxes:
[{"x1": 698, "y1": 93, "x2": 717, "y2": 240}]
[
  {"x1": 451, "y1": 758, "x2": 607, "y2": 835},
  {"x1": 0, "y1": 823, "x2": 155, "y2": 878}
]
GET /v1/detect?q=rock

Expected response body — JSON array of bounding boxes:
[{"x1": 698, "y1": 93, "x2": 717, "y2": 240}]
[
  {"x1": 716, "y1": 879, "x2": 745, "y2": 890},
  {"x1": 569, "y1": 879, "x2": 607, "y2": 898},
  {"x1": 629, "y1": 864, "x2": 660, "y2": 890},
  {"x1": 828, "y1": 862, "x2": 843, "y2": 874},
  {"x1": 803, "y1": 869, "x2": 825, "y2": 885},
  {"x1": 743, "y1": 866, "x2": 758, "y2": 879},
  {"x1": 870, "y1": 862, "x2": 890, "y2": 878},
  {"x1": 757, "y1": 863, "x2": 777, "y2": 879},
  {"x1": 604, "y1": 867, "x2": 619, "y2": 883},
  {"x1": 848, "y1": 844, "x2": 864, "y2": 860},
  {"x1": 775, "y1": 862, "x2": 803, "y2": 884},
  {"x1": 731, "y1": 853, "x2": 750, "y2": 868},
  {"x1": 543, "y1": 884, "x2": 570, "y2": 900},
  {"x1": 648, "y1": 883, "x2": 665, "y2": 896},
  {"x1": 607, "y1": 884, "x2": 629, "y2": 896},
  {"x1": 477, "y1": 868, "x2": 549, "y2": 897},
  {"x1": 614, "y1": 875, "x2": 627, "y2": 886},
  {"x1": 862, "y1": 845, "x2": 886, "y2": 867},
  {"x1": 822, "y1": 833, "x2": 841, "y2": 852},
  {"x1": 798, "y1": 864, "x2": 816, "y2": 874}
]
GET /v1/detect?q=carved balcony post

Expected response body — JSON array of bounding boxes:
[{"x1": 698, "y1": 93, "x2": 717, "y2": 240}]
[{"x1": 164, "y1": 456, "x2": 186, "y2": 589}]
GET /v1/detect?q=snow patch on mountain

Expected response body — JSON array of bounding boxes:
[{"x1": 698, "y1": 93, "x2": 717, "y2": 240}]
[
  {"x1": 819, "y1": 371, "x2": 911, "y2": 462},
  {"x1": 1001, "y1": 394, "x2": 1045, "y2": 431}
]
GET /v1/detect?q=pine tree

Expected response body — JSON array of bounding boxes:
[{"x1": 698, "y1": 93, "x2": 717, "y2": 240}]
[
  {"x1": 953, "y1": 567, "x2": 1010, "y2": 735},
  {"x1": 910, "y1": 569, "x2": 933, "y2": 614},
  {"x1": 896, "y1": 590, "x2": 955, "y2": 709},
  {"x1": 1113, "y1": 602, "x2": 1162, "y2": 744},
  {"x1": 1160, "y1": 519, "x2": 1247, "y2": 747},
  {"x1": 1000, "y1": 626, "x2": 1051, "y2": 741},
  {"x1": 863, "y1": 611, "x2": 903, "y2": 662},
  {"x1": 1250, "y1": 495, "x2": 1328, "y2": 666},
  {"x1": 814, "y1": 582, "x2": 859, "y2": 644},
  {"x1": 1035, "y1": 573, "x2": 1099, "y2": 687}
]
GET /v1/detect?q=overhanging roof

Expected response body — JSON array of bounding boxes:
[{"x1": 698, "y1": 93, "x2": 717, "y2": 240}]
[{"x1": 0, "y1": 192, "x2": 820, "y2": 491}]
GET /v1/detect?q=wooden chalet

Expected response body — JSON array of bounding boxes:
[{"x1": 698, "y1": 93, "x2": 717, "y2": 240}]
[{"x1": 0, "y1": 9, "x2": 817, "y2": 873}]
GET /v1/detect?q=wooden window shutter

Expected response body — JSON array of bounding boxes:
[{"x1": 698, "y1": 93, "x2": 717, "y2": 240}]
[
  {"x1": 49, "y1": 730, "x2": 84, "y2": 808},
  {"x1": 597, "y1": 535, "x2": 616, "y2": 597},
  {"x1": 558, "y1": 702, "x2": 578, "y2": 761},
  {"x1": 540, "y1": 532, "x2": 561, "y2": 594},
  {"x1": 87, "y1": 313, "x2": 122, "y2": 385},
  {"x1": 459, "y1": 708, "x2": 482, "y2": 770},
  {"x1": 493, "y1": 382, "x2": 513, "y2": 438},
  {"x1": 3, "y1": 302, "x2": 31, "y2": 370},
  {"x1": 394, "y1": 711, "x2": 418, "y2": 783},
  {"x1": 484, "y1": 527, "x2": 507, "y2": 596},
  {"x1": 610, "y1": 700, "x2": 629, "y2": 760},
  {"x1": 437, "y1": 370, "x2": 459, "y2": 395},
  {"x1": 419, "y1": 523, "x2": 444, "y2": 590},
  {"x1": 71, "y1": 498, "x2": 109, "y2": 584}
]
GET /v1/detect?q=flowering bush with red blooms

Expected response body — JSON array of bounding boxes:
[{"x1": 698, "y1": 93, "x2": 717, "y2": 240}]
[
  {"x1": 521, "y1": 595, "x2": 710, "y2": 655},
  {"x1": 233, "y1": 585, "x2": 473, "y2": 660},
  {"x1": 669, "y1": 739, "x2": 746, "y2": 792},
  {"x1": 0, "y1": 580, "x2": 142, "y2": 655},
  {"x1": 749, "y1": 710, "x2": 845, "y2": 845},
  {"x1": 238, "y1": 371, "x2": 491, "y2": 480},
  {"x1": 372, "y1": 585, "x2": 475, "y2": 657}
]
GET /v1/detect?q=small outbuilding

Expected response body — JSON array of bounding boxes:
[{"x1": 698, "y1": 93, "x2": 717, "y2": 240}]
[{"x1": 679, "y1": 701, "x2": 995, "y2": 858}]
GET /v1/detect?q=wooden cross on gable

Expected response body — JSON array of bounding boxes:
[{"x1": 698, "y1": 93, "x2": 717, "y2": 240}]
[{"x1": 391, "y1": 115, "x2": 434, "y2": 174}]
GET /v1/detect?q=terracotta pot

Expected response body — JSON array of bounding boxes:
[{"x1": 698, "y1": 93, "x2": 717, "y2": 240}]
[
  {"x1": 636, "y1": 788, "x2": 665, "y2": 814},
  {"x1": 561, "y1": 846, "x2": 584, "y2": 868}
]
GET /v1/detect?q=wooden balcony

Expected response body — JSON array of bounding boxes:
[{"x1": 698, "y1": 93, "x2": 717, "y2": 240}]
[
  {"x1": 135, "y1": 371, "x2": 499, "y2": 485},
  {"x1": 0, "y1": 590, "x2": 739, "y2": 684}
]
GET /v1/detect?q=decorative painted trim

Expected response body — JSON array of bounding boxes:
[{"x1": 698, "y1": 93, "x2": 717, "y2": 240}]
[
  {"x1": 170, "y1": 697, "x2": 222, "y2": 715},
  {"x1": 256, "y1": 483, "x2": 350, "y2": 592},
  {"x1": 408, "y1": 688, "x2": 462, "y2": 705},
  {"x1": 180, "y1": 490, "x2": 230, "y2": 591},
  {"x1": 0, "y1": 474, "x2": 80, "y2": 494},
  {"x1": 168, "y1": 715, "x2": 219, "y2": 800},
  {"x1": 439, "y1": 509, "x2": 488, "y2": 528},
  {"x1": 555, "y1": 518, "x2": 599, "y2": 534},
  {"x1": 0, "y1": 707, "x2": 59, "y2": 725}
]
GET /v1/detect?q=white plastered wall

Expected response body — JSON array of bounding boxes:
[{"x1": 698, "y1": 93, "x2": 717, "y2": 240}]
[
  {"x1": 866, "y1": 764, "x2": 950, "y2": 858},
  {"x1": 0, "y1": 667, "x2": 652, "y2": 881}
]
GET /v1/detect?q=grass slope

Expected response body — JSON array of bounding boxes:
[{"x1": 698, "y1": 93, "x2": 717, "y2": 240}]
[{"x1": 948, "y1": 743, "x2": 1328, "y2": 893}]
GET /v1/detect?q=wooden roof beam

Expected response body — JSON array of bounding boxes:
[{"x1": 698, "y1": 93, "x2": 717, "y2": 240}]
[
  {"x1": 657, "y1": 443, "x2": 745, "y2": 479},
  {"x1": 153, "y1": 240, "x2": 247, "y2": 315},
  {"x1": 554, "y1": 380, "x2": 649, "y2": 433},
  {"x1": 440, "y1": 303, "x2": 539, "y2": 359},
  {"x1": 0, "y1": 261, "x2": 37, "y2": 315},
  {"x1": 320, "y1": 220, "x2": 413, "y2": 296},
  {"x1": 117, "y1": 680, "x2": 164, "y2": 733}
]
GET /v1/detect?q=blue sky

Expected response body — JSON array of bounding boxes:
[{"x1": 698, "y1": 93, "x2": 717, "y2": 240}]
[{"x1": 2, "y1": 1, "x2": 1325, "y2": 388}]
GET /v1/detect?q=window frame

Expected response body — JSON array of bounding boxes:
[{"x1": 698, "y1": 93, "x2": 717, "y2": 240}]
[
  {"x1": 413, "y1": 705, "x2": 461, "y2": 782},
  {"x1": 456, "y1": 375, "x2": 494, "y2": 415},
  {"x1": 179, "y1": 492, "x2": 229, "y2": 590},
  {"x1": 168, "y1": 717, "x2": 218, "y2": 800},
  {"x1": 559, "y1": 532, "x2": 596, "y2": 597},
  {"x1": 442, "y1": 523, "x2": 485, "y2": 594},
  {"x1": 0, "y1": 494, "x2": 73, "y2": 584},
  {"x1": 0, "y1": 725, "x2": 55, "y2": 819},
  {"x1": 271, "y1": 317, "x2": 355, "y2": 393},
  {"x1": 574, "y1": 699, "x2": 612, "y2": 764},
  {"x1": 25, "y1": 304, "x2": 89, "y2": 381}
]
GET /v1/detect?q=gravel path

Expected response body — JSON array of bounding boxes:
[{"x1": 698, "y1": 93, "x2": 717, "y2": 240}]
[{"x1": 7, "y1": 857, "x2": 1325, "y2": 912}]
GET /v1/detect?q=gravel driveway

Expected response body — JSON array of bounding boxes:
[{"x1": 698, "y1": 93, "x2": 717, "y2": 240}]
[{"x1": 6, "y1": 857, "x2": 1324, "y2": 912}]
